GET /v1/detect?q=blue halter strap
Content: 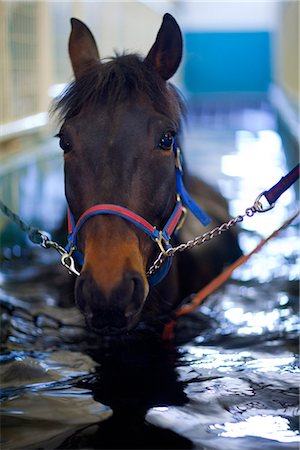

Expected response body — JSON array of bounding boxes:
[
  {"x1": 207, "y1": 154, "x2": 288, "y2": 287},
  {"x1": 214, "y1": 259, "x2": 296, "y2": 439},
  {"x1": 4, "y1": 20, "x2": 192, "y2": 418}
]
[{"x1": 66, "y1": 141, "x2": 211, "y2": 286}]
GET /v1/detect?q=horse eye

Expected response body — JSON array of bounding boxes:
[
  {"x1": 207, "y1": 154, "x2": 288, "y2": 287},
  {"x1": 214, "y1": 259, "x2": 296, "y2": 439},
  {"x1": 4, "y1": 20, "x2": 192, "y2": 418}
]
[
  {"x1": 55, "y1": 132, "x2": 72, "y2": 153},
  {"x1": 159, "y1": 132, "x2": 174, "y2": 151}
]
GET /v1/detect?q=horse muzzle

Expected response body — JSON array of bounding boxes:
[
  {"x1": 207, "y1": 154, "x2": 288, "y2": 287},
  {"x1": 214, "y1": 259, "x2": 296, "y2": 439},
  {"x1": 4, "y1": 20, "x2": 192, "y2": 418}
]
[
  {"x1": 74, "y1": 226, "x2": 149, "y2": 335},
  {"x1": 75, "y1": 269, "x2": 147, "y2": 334}
]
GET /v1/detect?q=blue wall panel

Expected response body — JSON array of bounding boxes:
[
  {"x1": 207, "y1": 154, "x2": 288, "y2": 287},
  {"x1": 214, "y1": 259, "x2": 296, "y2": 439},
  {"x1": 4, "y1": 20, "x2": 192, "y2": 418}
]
[{"x1": 183, "y1": 32, "x2": 271, "y2": 94}]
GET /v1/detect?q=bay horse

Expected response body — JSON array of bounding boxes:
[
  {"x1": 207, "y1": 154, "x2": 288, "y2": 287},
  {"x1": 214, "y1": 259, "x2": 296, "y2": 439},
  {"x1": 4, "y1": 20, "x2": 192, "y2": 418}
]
[{"x1": 54, "y1": 14, "x2": 241, "y2": 336}]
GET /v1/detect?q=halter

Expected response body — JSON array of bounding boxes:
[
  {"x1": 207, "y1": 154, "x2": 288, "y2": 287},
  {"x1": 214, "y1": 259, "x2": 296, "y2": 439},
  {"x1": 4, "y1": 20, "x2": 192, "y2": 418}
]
[{"x1": 65, "y1": 141, "x2": 211, "y2": 286}]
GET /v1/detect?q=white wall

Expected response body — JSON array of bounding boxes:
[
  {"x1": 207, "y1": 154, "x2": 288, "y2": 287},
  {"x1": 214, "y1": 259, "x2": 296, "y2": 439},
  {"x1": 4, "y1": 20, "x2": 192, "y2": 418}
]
[
  {"x1": 177, "y1": 1, "x2": 280, "y2": 32},
  {"x1": 70, "y1": 1, "x2": 176, "y2": 60}
]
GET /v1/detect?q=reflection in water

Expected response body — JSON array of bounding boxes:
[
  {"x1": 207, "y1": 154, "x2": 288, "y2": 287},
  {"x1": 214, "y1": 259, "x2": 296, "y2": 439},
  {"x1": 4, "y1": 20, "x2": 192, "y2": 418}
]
[
  {"x1": 59, "y1": 340, "x2": 193, "y2": 450},
  {"x1": 210, "y1": 415, "x2": 299, "y2": 443},
  {"x1": 0, "y1": 350, "x2": 111, "y2": 449},
  {"x1": 1, "y1": 107, "x2": 299, "y2": 449}
]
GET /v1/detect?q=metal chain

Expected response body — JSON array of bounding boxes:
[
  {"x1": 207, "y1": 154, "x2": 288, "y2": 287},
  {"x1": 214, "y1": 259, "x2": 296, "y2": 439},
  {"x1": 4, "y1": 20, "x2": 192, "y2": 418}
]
[
  {"x1": 147, "y1": 214, "x2": 244, "y2": 277},
  {"x1": 146, "y1": 192, "x2": 275, "y2": 277}
]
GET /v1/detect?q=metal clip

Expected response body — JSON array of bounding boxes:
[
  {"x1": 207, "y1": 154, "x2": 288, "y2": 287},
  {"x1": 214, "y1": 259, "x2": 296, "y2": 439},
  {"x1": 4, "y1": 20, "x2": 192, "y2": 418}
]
[
  {"x1": 254, "y1": 191, "x2": 275, "y2": 213},
  {"x1": 61, "y1": 251, "x2": 80, "y2": 276},
  {"x1": 155, "y1": 231, "x2": 170, "y2": 255},
  {"x1": 245, "y1": 191, "x2": 275, "y2": 217},
  {"x1": 39, "y1": 236, "x2": 80, "y2": 276}
]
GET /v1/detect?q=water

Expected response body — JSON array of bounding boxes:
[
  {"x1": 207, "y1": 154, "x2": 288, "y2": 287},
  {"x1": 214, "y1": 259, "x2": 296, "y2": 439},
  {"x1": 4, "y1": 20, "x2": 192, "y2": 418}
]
[
  {"x1": 1, "y1": 104, "x2": 299, "y2": 449},
  {"x1": 1, "y1": 226, "x2": 299, "y2": 449}
]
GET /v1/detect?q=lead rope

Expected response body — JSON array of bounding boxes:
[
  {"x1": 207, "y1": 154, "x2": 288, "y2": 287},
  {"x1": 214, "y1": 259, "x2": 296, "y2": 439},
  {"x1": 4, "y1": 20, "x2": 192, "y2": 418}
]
[{"x1": 0, "y1": 199, "x2": 47, "y2": 246}]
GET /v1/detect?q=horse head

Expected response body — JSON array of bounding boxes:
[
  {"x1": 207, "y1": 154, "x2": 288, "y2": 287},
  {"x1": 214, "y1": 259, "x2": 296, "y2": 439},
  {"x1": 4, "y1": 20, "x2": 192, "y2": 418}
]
[{"x1": 55, "y1": 14, "x2": 185, "y2": 334}]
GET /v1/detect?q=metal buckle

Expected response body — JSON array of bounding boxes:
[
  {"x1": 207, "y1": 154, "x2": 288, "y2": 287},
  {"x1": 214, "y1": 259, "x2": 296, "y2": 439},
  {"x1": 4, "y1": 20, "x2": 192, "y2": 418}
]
[
  {"x1": 155, "y1": 231, "x2": 170, "y2": 255},
  {"x1": 175, "y1": 205, "x2": 187, "y2": 233},
  {"x1": 175, "y1": 147, "x2": 183, "y2": 173}
]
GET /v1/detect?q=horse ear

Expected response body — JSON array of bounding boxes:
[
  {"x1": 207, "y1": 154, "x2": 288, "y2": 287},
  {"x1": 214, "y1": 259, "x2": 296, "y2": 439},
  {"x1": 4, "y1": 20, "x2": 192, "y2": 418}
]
[
  {"x1": 145, "y1": 13, "x2": 182, "y2": 81},
  {"x1": 69, "y1": 18, "x2": 100, "y2": 79}
]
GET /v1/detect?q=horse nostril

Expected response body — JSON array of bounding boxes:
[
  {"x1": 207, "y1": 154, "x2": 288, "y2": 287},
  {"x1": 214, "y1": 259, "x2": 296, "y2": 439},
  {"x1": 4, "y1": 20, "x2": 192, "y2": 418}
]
[
  {"x1": 75, "y1": 271, "x2": 108, "y2": 314},
  {"x1": 74, "y1": 273, "x2": 89, "y2": 313},
  {"x1": 123, "y1": 272, "x2": 146, "y2": 317}
]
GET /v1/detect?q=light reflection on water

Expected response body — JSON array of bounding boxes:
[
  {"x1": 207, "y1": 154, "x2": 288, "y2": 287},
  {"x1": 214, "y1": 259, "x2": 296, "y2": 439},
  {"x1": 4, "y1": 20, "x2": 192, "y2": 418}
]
[
  {"x1": 210, "y1": 415, "x2": 300, "y2": 443},
  {"x1": 146, "y1": 340, "x2": 299, "y2": 448}
]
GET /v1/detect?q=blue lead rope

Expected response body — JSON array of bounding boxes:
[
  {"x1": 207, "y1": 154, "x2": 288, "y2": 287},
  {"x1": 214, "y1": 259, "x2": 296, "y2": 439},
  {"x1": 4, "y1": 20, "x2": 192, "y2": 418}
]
[
  {"x1": 173, "y1": 142, "x2": 211, "y2": 227},
  {"x1": 175, "y1": 170, "x2": 211, "y2": 226}
]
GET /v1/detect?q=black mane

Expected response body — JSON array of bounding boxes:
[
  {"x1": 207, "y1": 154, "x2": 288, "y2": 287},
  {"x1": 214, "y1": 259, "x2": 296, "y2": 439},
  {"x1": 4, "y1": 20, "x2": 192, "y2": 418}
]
[{"x1": 53, "y1": 54, "x2": 184, "y2": 123}]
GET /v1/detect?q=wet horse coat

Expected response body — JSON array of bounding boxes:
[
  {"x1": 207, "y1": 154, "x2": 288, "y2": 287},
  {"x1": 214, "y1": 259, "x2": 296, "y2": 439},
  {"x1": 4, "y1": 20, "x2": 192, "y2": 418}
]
[{"x1": 54, "y1": 14, "x2": 241, "y2": 335}]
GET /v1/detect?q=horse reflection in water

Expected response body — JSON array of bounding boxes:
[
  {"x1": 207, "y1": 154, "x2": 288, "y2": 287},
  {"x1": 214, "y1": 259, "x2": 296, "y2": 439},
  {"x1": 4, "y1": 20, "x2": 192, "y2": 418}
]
[
  {"x1": 58, "y1": 338, "x2": 193, "y2": 449},
  {"x1": 54, "y1": 14, "x2": 241, "y2": 336}
]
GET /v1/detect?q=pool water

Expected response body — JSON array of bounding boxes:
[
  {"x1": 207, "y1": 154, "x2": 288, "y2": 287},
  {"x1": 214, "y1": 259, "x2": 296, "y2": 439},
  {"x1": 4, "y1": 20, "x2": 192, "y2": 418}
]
[{"x1": 0, "y1": 104, "x2": 299, "y2": 449}]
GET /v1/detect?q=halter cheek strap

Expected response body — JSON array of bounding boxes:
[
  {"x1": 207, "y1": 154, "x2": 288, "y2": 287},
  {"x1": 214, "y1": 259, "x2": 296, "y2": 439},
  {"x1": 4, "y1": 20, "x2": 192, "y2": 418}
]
[{"x1": 65, "y1": 142, "x2": 211, "y2": 286}]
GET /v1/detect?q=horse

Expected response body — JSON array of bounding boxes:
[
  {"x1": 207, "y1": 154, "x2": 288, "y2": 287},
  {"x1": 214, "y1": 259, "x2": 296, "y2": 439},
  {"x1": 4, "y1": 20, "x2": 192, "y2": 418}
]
[{"x1": 53, "y1": 13, "x2": 241, "y2": 336}]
